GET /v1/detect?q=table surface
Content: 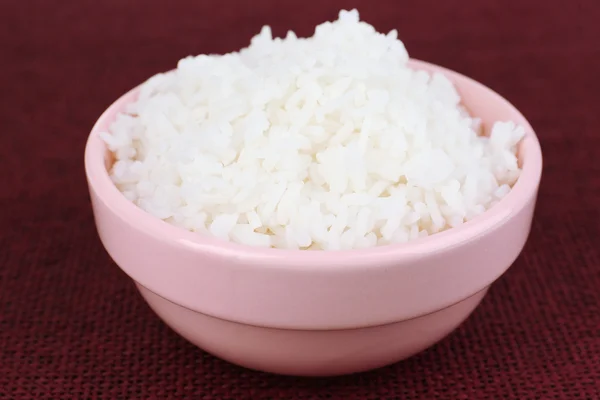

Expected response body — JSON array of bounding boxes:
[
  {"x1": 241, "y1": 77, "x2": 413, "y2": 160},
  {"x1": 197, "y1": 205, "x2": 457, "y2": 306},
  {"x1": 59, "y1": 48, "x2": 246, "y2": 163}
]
[{"x1": 1, "y1": 1, "x2": 599, "y2": 399}]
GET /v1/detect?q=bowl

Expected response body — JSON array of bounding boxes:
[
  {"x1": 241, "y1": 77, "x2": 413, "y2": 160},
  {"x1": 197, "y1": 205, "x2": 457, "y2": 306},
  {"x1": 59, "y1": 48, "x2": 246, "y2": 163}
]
[{"x1": 84, "y1": 59, "x2": 542, "y2": 376}]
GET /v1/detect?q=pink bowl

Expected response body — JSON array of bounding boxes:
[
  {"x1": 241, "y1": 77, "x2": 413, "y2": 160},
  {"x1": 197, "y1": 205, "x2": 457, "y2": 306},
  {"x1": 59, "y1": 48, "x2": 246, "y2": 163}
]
[{"x1": 85, "y1": 59, "x2": 542, "y2": 376}]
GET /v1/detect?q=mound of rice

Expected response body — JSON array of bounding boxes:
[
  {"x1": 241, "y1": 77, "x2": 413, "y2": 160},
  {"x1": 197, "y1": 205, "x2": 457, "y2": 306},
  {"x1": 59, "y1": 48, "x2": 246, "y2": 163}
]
[{"x1": 101, "y1": 9, "x2": 524, "y2": 250}]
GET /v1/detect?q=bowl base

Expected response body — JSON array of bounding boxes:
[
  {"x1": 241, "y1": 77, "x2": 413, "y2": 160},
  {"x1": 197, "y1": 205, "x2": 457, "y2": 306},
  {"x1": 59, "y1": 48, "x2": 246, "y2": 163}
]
[{"x1": 136, "y1": 283, "x2": 488, "y2": 376}]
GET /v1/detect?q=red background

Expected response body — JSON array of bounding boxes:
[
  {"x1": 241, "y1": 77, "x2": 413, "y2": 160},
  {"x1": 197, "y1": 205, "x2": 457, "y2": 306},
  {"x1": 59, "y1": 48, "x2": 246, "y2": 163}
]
[{"x1": 1, "y1": 0, "x2": 599, "y2": 398}]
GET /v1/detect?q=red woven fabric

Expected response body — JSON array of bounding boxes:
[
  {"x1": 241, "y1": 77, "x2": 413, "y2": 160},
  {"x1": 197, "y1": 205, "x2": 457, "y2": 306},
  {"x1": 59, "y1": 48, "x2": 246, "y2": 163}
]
[{"x1": 1, "y1": 0, "x2": 599, "y2": 398}]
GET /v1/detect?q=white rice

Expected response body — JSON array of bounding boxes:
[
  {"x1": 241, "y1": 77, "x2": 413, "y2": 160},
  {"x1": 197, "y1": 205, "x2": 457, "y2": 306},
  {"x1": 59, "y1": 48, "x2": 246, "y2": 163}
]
[{"x1": 100, "y1": 9, "x2": 524, "y2": 250}]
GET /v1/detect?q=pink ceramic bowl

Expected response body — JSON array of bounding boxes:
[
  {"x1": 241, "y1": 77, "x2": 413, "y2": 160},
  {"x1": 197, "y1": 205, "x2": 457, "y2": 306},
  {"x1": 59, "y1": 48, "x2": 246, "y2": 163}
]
[{"x1": 85, "y1": 59, "x2": 542, "y2": 376}]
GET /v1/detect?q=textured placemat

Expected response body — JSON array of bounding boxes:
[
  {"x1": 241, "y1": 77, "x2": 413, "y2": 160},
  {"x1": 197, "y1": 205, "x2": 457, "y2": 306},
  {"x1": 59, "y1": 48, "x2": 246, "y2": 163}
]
[{"x1": 1, "y1": 0, "x2": 599, "y2": 398}]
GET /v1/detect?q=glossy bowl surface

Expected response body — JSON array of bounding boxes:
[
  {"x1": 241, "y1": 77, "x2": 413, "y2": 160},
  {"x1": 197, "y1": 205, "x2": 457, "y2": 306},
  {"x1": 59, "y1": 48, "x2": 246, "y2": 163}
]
[{"x1": 85, "y1": 59, "x2": 542, "y2": 375}]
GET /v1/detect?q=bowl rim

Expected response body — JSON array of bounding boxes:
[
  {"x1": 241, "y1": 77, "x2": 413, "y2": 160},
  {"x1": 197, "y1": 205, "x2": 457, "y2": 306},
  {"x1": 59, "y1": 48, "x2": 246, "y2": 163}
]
[{"x1": 85, "y1": 59, "x2": 543, "y2": 271}]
